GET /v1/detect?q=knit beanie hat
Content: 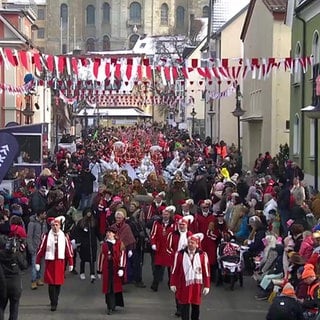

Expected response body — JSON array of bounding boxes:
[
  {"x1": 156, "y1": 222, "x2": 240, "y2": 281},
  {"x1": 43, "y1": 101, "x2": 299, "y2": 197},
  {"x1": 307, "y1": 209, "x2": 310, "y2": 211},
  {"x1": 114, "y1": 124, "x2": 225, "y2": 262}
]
[
  {"x1": 281, "y1": 283, "x2": 296, "y2": 298},
  {"x1": 301, "y1": 263, "x2": 316, "y2": 279}
]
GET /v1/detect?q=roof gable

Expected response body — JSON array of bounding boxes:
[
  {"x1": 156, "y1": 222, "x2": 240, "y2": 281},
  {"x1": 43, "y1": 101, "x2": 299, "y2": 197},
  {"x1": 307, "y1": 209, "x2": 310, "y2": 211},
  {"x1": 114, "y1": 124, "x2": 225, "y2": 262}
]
[
  {"x1": 240, "y1": 0, "x2": 287, "y2": 41},
  {"x1": 0, "y1": 14, "x2": 29, "y2": 45}
]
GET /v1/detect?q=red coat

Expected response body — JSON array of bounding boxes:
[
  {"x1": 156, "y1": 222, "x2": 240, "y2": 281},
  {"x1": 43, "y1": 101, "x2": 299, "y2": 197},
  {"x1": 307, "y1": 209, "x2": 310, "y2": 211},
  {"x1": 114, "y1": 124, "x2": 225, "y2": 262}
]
[
  {"x1": 150, "y1": 220, "x2": 174, "y2": 266},
  {"x1": 167, "y1": 230, "x2": 193, "y2": 266},
  {"x1": 97, "y1": 198, "x2": 112, "y2": 237},
  {"x1": 98, "y1": 239, "x2": 126, "y2": 294},
  {"x1": 170, "y1": 249, "x2": 210, "y2": 305},
  {"x1": 36, "y1": 232, "x2": 73, "y2": 285},
  {"x1": 193, "y1": 213, "x2": 218, "y2": 265},
  {"x1": 145, "y1": 202, "x2": 166, "y2": 222}
]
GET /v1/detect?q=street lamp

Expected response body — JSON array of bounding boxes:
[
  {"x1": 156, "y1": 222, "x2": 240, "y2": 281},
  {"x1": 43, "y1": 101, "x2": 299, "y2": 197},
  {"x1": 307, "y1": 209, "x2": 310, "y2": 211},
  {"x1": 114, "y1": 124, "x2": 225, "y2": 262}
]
[
  {"x1": 232, "y1": 85, "x2": 246, "y2": 154},
  {"x1": 22, "y1": 94, "x2": 34, "y2": 124},
  {"x1": 191, "y1": 107, "x2": 197, "y2": 136}
]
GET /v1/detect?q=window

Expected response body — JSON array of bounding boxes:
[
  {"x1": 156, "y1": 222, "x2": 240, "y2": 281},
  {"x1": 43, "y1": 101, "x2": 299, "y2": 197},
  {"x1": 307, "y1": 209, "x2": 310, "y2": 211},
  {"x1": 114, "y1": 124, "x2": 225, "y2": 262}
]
[
  {"x1": 102, "y1": 2, "x2": 110, "y2": 23},
  {"x1": 312, "y1": 63, "x2": 320, "y2": 105},
  {"x1": 160, "y1": 3, "x2": 168, "y2": 25},
  {"x1": 293, "y1": 113, "x2": 300, "y2": 155},
  {"x1": 310, "y1": 119, "x2": 315, "y2": 157},
  {"x1": 128, "y1": 34, "x2": 139, "y2": 50},
  {"x1": 86, "y1": 5, "x2": 95, "y2": 25},
  {"x1": 37, "y1": 28, "x2": 45, "y2": 39},
  {"x1": 60, "y1": 4, "x2": 68, "y2": 24},
  {"x1": 176, "y1": 6, "x2": 185, "y2": 28},
  {"x1": 311, "y1": 31, "x2": 320, "y2": 78},
  {"x1": 37, "y1": 7, "x2": 45, "y2": 20},
  {"x1": 102, "y1": 35, "x2": 110, "y2": 51},
  {"x1": 86, "y1": 38, "x2": 95, "y2": 51},
  {"x1": 202, "y1": 6, "x2": 209, "y2": 18},
  {"x1": 293, "y1": 42, "x2": 301, "y2": 84},
  {"x1": 129, "y1": 2, "x2": 141, "y2": 23},
  {"x1": 62, "y1": 44, "x2": 67, "y2": 54},
  {"x1": 285, "y1": 120, "x2": 290, "y2": 130}
]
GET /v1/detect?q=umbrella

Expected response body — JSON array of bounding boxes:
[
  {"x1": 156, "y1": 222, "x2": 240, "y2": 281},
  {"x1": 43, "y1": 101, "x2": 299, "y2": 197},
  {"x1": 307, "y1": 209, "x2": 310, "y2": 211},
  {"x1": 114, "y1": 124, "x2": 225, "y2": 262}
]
[
  {"x1": 133, "y1": 194, "x2": 154, "y2": 204},
  {"x1": 150, "y1": 145, "x2": 162, "y2": 152}
]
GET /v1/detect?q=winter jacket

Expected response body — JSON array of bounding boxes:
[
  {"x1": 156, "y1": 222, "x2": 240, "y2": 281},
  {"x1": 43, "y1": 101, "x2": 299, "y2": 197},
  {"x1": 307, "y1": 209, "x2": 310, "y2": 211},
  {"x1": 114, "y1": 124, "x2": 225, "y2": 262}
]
[
  {"x1": 74, "y1": 218, "x2": 99, "y2": 262},
  {"x1": 277, "y1": 187, "x2": 291, "y2": 211},
  {"x1": 299, "y1": 236, "x2": 314, "y2": 261},
  {"x1": 235, "y1": 215, "x2": 250, "y2": 240},
  {"x1": 248, "y1": 226, "x2": 266, "y2": 255},
  {"x1": 27, "y1": 215, "x2": 48, "y2": 255},
  {"x1": 30, "y1": 191, "x2": 47, "y2": 213},
  {"x1": 266, "y1": 295, "x2": 304, "y2": 320},
  {"x1": 78, "y1": 170, "x2": 96, "y2": 195},
  {"x1": 291, "y1": 205, "x2": 309, "y2": 230}
]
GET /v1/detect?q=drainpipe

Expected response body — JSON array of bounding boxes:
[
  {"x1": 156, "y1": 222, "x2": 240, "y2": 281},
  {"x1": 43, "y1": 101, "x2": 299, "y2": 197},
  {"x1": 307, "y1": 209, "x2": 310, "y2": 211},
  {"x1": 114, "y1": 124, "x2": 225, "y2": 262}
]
[{"x1": 295, "y1": 13, "x2": 306, "y2": 170}]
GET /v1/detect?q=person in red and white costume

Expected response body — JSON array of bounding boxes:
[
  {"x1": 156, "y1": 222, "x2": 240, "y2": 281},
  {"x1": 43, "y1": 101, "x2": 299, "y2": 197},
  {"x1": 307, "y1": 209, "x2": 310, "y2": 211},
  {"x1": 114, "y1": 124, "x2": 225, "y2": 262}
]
[
  {"x1": 150, "y1": 205, "x2": 175, "y2": 291},
  {"x1": 192, "y1": 199, "x2": 218, "y2": 279},
  {"x1": 167, "y1": 215, "x2": 194, "y2": 267},
  {"x1": 145, "y1": 191, "x2": 166, "y2": 226},
  {"x1": 167, "y1": 215, "x2": 194, "y2": 317},
  {"x1": 170, "y1": 233, "x2": 210, "y2": 320},
  {"x1": 35, "y1": 216, "x2": 73, "y2": 312},
  {"x1": 179, "y1": 199, "x2": 195, "y2": 217},
  {"x1": 97, "y1": 225, "x2": 126, "y2": 315}
]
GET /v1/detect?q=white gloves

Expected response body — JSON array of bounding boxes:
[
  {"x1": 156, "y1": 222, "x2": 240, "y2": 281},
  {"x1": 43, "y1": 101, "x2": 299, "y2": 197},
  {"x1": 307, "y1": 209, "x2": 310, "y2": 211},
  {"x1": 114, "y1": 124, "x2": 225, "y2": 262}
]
[
  {"x1": 128, "y1": 250, "x2": 133, "y2": 258},
  {"x1": 117, "y1": 270, "x2": 124, "y2": 277},
  {"x1": 170, "y1": 286, "x2": 177, "y2": 293},
  {"x1": 69, "y1": 266, "x2": 73, "y2": 272},
  {"x1": 35, "y1": 264, "x2": 40, "y2": 272},
  {"x1": 202, "y1": 287, "x2": 210, "y2": 296},
  {"x1": 71, "y1": 239, "x2": 77, "y2": 250},
  {"x1": 151, "y1": 244, "x2": 157, "y2": 251}
]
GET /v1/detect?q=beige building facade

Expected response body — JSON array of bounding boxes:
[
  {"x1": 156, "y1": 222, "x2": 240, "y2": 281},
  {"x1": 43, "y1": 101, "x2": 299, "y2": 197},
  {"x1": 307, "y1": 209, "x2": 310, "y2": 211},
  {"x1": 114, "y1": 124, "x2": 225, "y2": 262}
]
[
  {"x1": 36, "y1": 0, "x2": 211, "y2": 55},
  {"x1": 207, "y1": 7, "x2": 247, "y2": 145},
  {"x1": 240, "y1": 0, "x2": 291, "y2": 170}
]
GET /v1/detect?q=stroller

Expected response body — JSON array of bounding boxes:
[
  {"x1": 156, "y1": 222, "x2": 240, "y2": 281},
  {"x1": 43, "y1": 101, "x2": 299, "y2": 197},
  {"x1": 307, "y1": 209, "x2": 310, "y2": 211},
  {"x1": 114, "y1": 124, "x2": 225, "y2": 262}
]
[{"x1": 217, "y1": 236, "x2": 244, "y2": 290}]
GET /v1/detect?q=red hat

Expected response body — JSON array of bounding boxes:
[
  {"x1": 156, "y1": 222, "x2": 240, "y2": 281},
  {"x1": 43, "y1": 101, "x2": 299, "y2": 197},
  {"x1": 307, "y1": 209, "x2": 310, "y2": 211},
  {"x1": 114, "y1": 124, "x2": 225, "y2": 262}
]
[
  {"x1": 153, "y1": 191, "x2": 165, "y2": 198},
  {"x1": 188, "y1": 233, "x2": 204, "y2": 246},
  {"x1": 163, "y1": 205, "x2": 176, "y2": 214},
  {"x1": 175, "y1": 214, "x2": 194, "y2": 225},
  {"x1": 47, "y1": 217, "x2": 60, "y2": 225},
  {"x1": 179, "y1": 199, "x2": 194, "y2": 206},
  {"x1": 199, "y1": 199, "x2": 212, "y2": 207}
]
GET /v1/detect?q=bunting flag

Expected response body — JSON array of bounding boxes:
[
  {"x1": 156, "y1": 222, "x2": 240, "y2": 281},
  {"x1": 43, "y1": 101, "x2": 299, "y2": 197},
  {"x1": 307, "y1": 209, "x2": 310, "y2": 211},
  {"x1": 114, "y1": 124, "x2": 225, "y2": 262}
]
[{"x1": 0, "y1": 47, "x2": 314, "y2": 85}]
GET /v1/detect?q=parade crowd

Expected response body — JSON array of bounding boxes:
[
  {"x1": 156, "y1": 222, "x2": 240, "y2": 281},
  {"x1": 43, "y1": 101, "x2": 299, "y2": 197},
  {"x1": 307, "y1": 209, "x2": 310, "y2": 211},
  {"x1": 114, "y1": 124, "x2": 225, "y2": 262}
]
[{"x1": 1, "y1": 124, "x2": 320, "y2": 320}]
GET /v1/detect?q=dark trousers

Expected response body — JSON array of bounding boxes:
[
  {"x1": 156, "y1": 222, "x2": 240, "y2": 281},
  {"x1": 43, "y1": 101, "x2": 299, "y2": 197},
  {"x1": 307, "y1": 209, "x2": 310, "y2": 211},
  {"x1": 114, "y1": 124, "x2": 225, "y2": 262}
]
[
  {"x1": 243, "y1": 251, "x2": 255, "y2": 274},
  {"x1": 279, "y1": 209, "x2": 290, "y2": 236},
  {"x1": 0, "y1": 276, "x2": 22, "y2": 320},
  {"x1": 152, "y1": 265, "x2": 170, "y2": 289},
  {"x1": 80, "y1": 260, "x2": 95, "y2": 275},
  {"x1": 180, "y1": 303, "x2": 200, "y2": 320},
  {"x1": 105, "y1": 293, "x2": 115, "y2": 311},
  {"x1": 132, "y1": 249, "x2": 143, "y2": 283},
  {"x1": 48, "y1": 285, "x2": 61, "y2": 307}
]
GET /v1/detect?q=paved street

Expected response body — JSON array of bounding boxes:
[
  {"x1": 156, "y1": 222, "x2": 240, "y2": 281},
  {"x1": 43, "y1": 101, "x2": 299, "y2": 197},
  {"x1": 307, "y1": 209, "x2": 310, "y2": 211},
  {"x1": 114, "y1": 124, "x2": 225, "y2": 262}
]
[{"x1": 6, "y1": 255, "x2": 269, "y2": 320}]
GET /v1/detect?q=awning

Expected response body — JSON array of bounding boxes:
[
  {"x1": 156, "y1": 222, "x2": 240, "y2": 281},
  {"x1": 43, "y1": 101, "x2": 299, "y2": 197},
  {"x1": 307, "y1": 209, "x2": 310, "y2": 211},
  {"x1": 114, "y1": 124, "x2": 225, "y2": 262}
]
[{"x1": 76, "y1": 107, "x2": 151, "y2": 117}]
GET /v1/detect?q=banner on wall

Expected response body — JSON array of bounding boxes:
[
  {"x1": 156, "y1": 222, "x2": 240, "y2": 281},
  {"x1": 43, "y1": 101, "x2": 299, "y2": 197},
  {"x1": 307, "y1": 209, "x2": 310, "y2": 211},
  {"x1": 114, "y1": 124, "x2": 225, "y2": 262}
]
[{"x1": 0, "y1": 132, "x2": 19, "y2": 184}]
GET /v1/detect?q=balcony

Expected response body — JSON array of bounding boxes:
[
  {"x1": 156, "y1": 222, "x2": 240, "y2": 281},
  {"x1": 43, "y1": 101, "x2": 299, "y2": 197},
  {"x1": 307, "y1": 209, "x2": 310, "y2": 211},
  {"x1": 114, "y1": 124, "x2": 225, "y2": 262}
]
[{"x1": 126, "y1": 19, "x2": 142, "y2": 28}]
